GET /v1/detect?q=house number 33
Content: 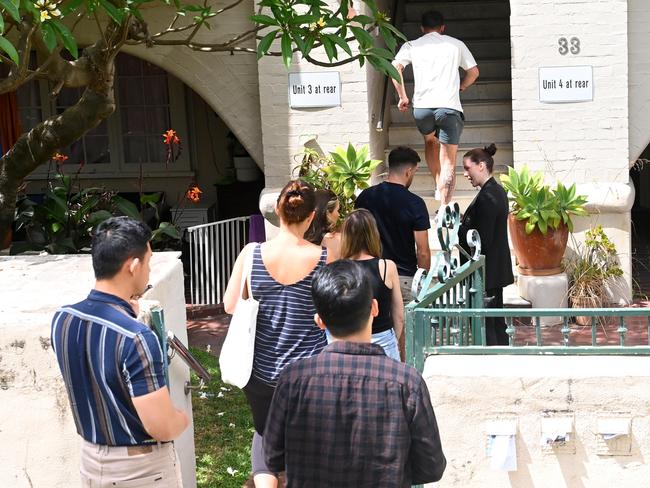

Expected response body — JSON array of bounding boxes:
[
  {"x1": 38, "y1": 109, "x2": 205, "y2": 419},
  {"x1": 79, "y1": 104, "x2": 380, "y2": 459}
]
[{"x1": 558, "y1": 37, "x2": 580, "y2": 55}]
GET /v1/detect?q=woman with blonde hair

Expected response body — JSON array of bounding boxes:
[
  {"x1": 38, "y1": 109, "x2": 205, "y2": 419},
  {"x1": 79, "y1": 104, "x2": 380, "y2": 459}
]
[
  {"x1": 224, "y1": 179, "x2": 327, "y2": 487},
  {"x1": 339, "y1": 208, "x2": 404, "y2": 360},
  {"x1": 304, "y1": 188, "x2": 341, "y2": 260}
]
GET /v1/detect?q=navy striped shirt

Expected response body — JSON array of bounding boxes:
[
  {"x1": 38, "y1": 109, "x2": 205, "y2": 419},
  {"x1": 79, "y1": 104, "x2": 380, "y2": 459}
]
[
  {"x1": 51, "y1": 290, "x2": 166, "y2": 446},
  {"x1": 250, "y1": 243, "x2": 327, "y2": 386}
]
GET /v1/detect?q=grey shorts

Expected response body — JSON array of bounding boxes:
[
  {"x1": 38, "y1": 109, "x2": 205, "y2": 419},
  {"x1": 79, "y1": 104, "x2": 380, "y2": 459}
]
[{"x1": 413, "y1": 107, "x2": 465, "y2": 145}]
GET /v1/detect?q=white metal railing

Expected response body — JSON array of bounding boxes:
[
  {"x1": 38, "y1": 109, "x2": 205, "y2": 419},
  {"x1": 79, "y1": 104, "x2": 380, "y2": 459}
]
[{"x1": 187, "y1": 216, "x2": 251, "y2": 305}]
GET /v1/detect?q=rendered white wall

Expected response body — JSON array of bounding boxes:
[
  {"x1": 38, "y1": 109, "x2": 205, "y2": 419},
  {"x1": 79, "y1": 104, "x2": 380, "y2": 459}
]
[
  {"x1": 0, "y1": 253, "x2": 195, "y2": 488},
  {"x1": 424, "y1": 355, "x2": 650, "y2": 487}
]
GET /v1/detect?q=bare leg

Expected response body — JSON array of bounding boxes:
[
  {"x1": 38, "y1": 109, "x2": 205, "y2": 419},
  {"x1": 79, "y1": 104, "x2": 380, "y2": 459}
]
[
  {"x1": 439, "y1": 143, "x2": 459, "y2": 205},
  {"x1": 423, "y1": 133, "x2": 441, "y2": 196}
]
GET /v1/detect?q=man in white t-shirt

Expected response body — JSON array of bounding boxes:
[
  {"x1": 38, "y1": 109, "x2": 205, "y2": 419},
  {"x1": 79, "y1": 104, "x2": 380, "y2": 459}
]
[{"x1": 392, "y1": 10, "x2": 479, "y2": 205}]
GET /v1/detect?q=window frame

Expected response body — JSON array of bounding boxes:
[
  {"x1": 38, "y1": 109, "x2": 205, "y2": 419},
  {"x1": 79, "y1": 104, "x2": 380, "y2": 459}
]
[{"x1": 24, "y1": 54, "x2": 192, "y2": 181}]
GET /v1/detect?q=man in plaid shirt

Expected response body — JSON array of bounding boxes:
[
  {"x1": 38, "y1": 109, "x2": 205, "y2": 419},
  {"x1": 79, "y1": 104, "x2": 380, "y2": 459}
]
[{"x1": 264, "y1": 260, "x2": 446, "y2": 487}]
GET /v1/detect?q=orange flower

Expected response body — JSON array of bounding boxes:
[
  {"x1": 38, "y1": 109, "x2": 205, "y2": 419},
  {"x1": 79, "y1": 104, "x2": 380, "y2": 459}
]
[
  {"x1": 52, "y1": 152, "x2": 68, "y2": 164},
  {"x1": 185, "y1": 185, "x2": 202, "y2": 203},
  {"x1": 163, "y1": 129, "x2": 180, "y2": 146}
]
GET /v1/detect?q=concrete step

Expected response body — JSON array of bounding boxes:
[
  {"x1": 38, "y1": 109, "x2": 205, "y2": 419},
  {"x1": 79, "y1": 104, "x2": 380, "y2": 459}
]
[
  {"x1": 409, "y1": 161, "x2": 511, "y2": 193},
  {"x1": 401, "y1": 19, "x2": 510, "y2": 40},
  {"x1": 389, "y1": 120, "x2": 512, "y2": 146},
  {"x1": 384, "y1": 142, "x2": 513, "y2": 168},
  {"x1": 390, "y1": 99, "x2": 512, "y2": 124},
  {"x1": 400, "y1": 58, "x2": 511, "y2": 82},
  {"x1": 396, "y1": 78, "x2": 512, "y2": 101},
  {"x1": 404, "y1": 1, "x2": 510, "y2": 22},
  {"x1": 463, "y1": 37, "x2": 511, "y2": 59}
]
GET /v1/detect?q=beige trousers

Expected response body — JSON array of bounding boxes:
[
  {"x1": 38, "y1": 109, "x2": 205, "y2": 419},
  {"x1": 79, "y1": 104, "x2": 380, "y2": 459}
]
[
  {"x1": 80, "y1": 440, "x2": 183, "y2": 487},
  {"x1": 399, "y1": 275, "x2": 414, "y2": 306}
]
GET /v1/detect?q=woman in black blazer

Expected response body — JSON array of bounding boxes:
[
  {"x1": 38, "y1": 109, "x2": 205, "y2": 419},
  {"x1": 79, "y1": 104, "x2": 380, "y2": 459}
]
[{"x1": 459, "y1": 144, "x2": 514, "y2": 345}]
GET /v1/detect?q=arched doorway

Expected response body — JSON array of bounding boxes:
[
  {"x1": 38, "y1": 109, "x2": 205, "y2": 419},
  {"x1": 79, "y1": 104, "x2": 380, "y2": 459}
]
[{"x1": 631, "y1": 147, "x2": 650, "y2": 298}]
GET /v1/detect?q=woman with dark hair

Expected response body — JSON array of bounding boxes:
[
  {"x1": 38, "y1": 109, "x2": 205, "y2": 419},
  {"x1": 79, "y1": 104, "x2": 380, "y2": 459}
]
[
  {"x1": 304, "y1": 189, "x2": 341, "y2": 260},
  {"x1": 223, "y1": 179, "x2": 327, "y2": 487},
  {"x1": 459, "y1": 143, "x2": 514, "y2": 346},
  {"x1": 339, "y1": 209, "x2": 405, "y2": 360}
]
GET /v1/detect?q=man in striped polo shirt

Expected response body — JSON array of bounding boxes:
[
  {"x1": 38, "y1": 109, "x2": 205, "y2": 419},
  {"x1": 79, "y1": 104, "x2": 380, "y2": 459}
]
[{"x1": 51, "y1": 217, "x2": 189, "y2": 487}]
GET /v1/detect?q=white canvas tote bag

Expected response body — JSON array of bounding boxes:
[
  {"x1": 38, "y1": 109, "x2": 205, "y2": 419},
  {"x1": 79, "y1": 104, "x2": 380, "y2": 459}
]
[{"x1": 219, "y1": 244, "x2": 259, "y2": 388}]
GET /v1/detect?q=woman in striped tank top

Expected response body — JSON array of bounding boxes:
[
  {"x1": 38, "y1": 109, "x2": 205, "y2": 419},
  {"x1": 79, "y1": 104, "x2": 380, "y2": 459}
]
[{"x1": 224, "y1": 179, "x2": 328, "y2": 487}]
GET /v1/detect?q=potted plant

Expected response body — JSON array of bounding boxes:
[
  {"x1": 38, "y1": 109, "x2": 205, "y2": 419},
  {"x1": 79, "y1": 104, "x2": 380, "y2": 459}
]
[
  {"x1": 296, "y1": 143, "x2": 381, "y2": 217},
  {"x1": 565, "y1": 225, "x2": 623, "y2": 325},
  {"x1": 500, "y1": 166, "x2": 588, "y2": 275}
]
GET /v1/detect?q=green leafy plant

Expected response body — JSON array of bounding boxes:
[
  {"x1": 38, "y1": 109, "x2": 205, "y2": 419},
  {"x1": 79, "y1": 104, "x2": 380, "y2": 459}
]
[
  {"x1": 296, "y1": 143, "x2": 381, "y2": 216},
  {"x1": 500, "y1": 165, "x2": 588, "y2": 234},
  {"x1": 0, "y1": 0, "x2": 406, "y2": 249},
  {"x1": 565, "y1": 225, "x2": 623, "y2": 309},
  {"x1": 12, "y1": 172, "x2": 138, "y2": 254}
]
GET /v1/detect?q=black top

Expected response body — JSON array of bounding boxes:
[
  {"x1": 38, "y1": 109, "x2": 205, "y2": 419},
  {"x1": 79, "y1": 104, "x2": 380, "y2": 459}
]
[
  {"x1": 459, "y1": 177, "x2": 514, "y2": 290},
  {"x1": 264, "y1": 341, "x2": 446, "y2": 487},
  {"x1": 355, "y1": 182, "x2": 431, "y2": 276},
  {"x1": 355, "y1": 258, "x2": 393, "y2": 334}
]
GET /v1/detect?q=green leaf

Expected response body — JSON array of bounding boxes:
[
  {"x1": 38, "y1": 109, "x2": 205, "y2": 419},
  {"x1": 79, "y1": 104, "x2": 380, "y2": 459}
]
[
  {"x1": 0, "y1": 0, "x2": 20, "y2": 22},
  {"x1": 250, "y1": 14, "x2": 278, "y2": 26},
  {"x1": 323, "y1": 33, "x2": 351, "y2": 57},
  {"x1": 140, "y1": 192, "x2": 162, "y2": 205},
  {"x1": 381, "y1": 22, "x2": 407, "y2": 42},
  {"x1": 50, "y1": 20, "x2": 78, "y2": 58},
  {"x1": 379, "y1": 25, "x2": 397, "y2": 52},
  {"x1": 257, "y1": 29, "x2": 277, "y2": 59},
  {"x1": 61, "y1": 0, "x2": 85, "y2": 15},
  {"x1": 349, "y1": 14, "x2": 374, "y2": 25},
  {"x1": 0, "y1": 35, "x2": 18, "y2": 64},
  {"x1": 113, "y1": 196, "x2": 140, "y2": 219},
  {"x1": 320, "y1": 35, "x2": 337, "y2": 61},
  {"x1": 350, "y1": 26, "x2": 373, "y2": 48},
  {"x1": 280, "y1": 31, "x2": 292, "y2": 68},
  {"x1": 40, "y1": 23, "x2": 57, "y2": 52},
  {"x1": 0, "y1": 14, "x2": 4, "y2": 34},
  {"x1": 99, "y1": 0, "x2": 124, "y2": 23}
]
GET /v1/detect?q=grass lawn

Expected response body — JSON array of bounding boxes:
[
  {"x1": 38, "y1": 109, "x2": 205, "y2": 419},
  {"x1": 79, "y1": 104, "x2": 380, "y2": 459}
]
[{"x1": 190, "y1": 347, "x2": 253, "y2": 488}]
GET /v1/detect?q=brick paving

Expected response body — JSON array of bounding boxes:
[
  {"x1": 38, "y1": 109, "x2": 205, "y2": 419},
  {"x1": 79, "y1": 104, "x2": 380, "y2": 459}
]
[{"x1": 513, "y1": 300, "x2": 650, "y2": 346}]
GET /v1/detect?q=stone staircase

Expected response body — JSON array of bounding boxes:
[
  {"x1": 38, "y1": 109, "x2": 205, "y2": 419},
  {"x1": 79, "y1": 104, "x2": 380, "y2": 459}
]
[{"x1": 385, "y1": 0, "x2": 513, "y2": 216}]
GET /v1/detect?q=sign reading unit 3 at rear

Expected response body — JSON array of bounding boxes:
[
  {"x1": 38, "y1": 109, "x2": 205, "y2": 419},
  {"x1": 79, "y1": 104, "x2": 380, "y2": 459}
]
[
  {"x1": 289, "y1": 72, "x2": 341, "y2": 108},
  {"x1": 539, "y1": 66, "x2": 593, "y2": 103}
]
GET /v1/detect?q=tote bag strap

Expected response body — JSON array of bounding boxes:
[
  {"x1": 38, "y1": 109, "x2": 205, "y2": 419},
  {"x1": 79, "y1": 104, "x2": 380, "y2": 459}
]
[{"x1": 239, "y1": 243, "x2": 258, "y2": 301}]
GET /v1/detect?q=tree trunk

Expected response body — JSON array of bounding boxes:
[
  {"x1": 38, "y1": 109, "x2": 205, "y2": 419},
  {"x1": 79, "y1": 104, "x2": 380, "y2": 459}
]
[{"x1": 0, "y1": 66, "x2": 116, "y2": 248}]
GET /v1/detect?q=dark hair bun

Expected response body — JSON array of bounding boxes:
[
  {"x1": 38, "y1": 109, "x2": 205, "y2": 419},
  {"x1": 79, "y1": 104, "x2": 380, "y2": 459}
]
[
  {"x1": 484, "y1": 143, "x2": 497, "y2": 157},
  {"x1": 277, "y1": 179, "x2": 316, "y2": 224}
]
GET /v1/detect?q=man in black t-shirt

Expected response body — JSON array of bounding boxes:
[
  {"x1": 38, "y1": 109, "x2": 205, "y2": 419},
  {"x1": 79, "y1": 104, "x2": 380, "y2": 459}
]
[{"x1": 356, "y1": 146, "x2": 431, "y2": 305}]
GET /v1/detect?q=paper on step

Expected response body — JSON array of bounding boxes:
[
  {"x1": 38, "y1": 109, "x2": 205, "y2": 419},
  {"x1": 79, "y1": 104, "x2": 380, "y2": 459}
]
[{"x1": 488, "y1": 435, "x2": 517, "y2": 471}]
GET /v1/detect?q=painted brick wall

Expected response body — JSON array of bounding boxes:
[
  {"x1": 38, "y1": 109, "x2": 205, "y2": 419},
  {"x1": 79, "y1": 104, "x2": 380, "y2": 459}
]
[
  {"x1": 628, "y1": 0, "x2": 650, "y2": 163},
  {"x1": 510, "y1": 0, "x2": 629, "y2": 185},
  {"x1": 257, "y1": 2, "x2": 383, "y2": 189}
]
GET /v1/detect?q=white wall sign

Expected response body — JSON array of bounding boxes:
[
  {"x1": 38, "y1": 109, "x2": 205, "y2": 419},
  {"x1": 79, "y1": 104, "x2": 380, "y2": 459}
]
[
  {"x1": 288, "y1": 72, "x2": 341, "y2": 108},
  {"x1": 539, "y1": 66, "x2": 593, "y2": 103}
]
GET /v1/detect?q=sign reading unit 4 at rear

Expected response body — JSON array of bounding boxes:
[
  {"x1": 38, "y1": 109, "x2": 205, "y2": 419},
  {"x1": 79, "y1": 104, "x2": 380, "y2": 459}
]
[
  {"x1": 539, "y1": 66, "x2": 593, "y2": 103},
  {"x1": 289, "y1": 72, "x2": 341, "y2": 108}
]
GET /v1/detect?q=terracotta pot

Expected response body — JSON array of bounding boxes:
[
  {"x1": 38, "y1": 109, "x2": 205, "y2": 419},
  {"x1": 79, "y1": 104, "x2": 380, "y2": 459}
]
[{"x1": 508, "y1": 214, "x2": 569, "y2": 276}]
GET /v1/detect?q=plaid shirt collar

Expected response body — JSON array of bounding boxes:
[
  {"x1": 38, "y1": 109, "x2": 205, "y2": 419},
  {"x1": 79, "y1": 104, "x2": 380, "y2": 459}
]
[{"x1": 323, "y1": 340, "x2": 386, "y2": 356}]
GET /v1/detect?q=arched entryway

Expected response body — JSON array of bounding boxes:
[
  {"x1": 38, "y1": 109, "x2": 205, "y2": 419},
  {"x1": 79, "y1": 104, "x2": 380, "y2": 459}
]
[{"x1": 631, "y1": 148, "x2": 650, "y2": 298}]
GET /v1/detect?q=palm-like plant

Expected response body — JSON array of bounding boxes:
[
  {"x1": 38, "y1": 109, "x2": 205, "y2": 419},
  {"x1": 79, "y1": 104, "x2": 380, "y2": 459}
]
[
  {"x1": 297, "y1": 143, "x2": 381, "y2": 216},
  {"x1": 500, "y1": 166, "x2": 587, "y2": 234}
]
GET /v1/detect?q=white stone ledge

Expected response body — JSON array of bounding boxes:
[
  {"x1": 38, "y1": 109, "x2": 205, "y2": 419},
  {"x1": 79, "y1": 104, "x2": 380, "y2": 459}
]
[
  {"x1": 577, "y1": 182, "x2": 635, "y2": 213},
  {"x1": 423, "y1": 355, "x2": 650, "y2": 379}
]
